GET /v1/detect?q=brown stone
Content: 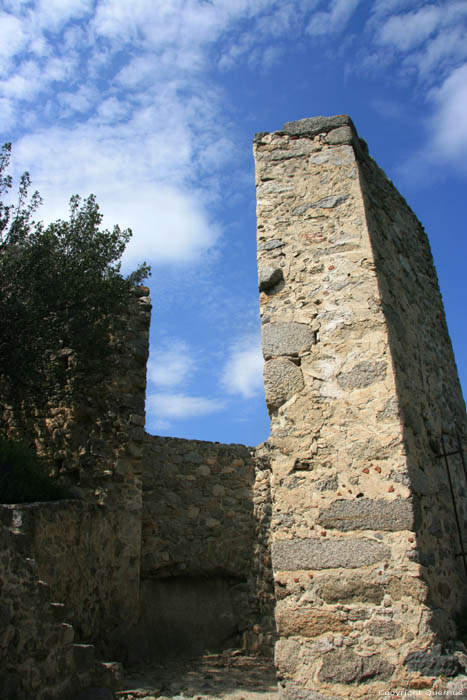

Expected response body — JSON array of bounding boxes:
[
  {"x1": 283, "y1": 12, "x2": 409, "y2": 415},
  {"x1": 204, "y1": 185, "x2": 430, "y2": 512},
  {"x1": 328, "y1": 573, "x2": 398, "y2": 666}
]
[
  {"x1": 276, "y1": 603, "x2": 350, "y2": 638},
  {"x1": 319, "y1": 577, "x2": 384, "y2": 604}
]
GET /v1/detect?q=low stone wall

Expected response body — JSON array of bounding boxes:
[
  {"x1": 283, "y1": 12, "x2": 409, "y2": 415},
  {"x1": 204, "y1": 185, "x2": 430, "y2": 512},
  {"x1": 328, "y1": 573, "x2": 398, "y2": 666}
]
[
  {"x1": 0, "y1": 499, "x2": 140, "y2": 657},
  {"x1": 0, "y1": 520, "x2": 81, "y2": 700},
  {"x1": 0, "y1": 286, "x2": 151, "y2": 676},
  {"x1": 136, "y1": 435, "x2": 276, "y2": 657}
]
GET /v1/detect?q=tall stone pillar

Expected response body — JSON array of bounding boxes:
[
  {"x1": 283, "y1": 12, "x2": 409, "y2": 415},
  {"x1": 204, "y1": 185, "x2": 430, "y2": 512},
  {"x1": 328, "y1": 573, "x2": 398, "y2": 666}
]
[{"x1": 254, "y1": 116, "x2": 467, "y2": 698}]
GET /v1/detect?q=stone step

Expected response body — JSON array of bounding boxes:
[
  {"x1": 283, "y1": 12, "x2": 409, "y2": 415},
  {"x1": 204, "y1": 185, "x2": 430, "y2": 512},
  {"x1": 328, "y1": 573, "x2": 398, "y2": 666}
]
[
  {"x1": 73, "y1": 643, "x2": 96, "y2": 673},
  {"x1": 49, "y1": 601, "x2": 68, "y2": 622},
  {"x1": 94, "y1": 661, "x2": 124, "y2": 692}
]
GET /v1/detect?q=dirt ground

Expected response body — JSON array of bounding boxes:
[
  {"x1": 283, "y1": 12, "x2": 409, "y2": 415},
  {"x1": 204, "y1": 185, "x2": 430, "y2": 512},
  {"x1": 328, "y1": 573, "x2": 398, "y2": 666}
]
[{"x1": 115, "y1": 652, "x2": 279, "y2": 700}]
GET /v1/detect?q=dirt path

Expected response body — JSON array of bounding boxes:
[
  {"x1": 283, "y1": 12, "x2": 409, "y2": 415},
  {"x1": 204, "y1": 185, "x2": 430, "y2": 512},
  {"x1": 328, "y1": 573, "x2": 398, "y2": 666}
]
[{"x1": 116, "y1": 652, "x2": 279, "y2": 700}]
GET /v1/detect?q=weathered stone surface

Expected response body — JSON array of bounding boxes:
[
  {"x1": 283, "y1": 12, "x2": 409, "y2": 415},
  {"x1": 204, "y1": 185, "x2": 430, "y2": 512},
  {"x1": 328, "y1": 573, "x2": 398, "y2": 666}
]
[
  {"x1": 279, "y1": 683, "x2": 340, "y2": 700},
  {"x1": 272, "y1": 538, "x2": 390, "y2": 570},
  {"x1": 319, "y1": 577, "x2": 384, "y2": 604},
  {"x1": 141, "y1": 436, "x2": 275, "y2": 656},
  {"x1": 317, "y1": 498, "x2": 416, "y2": 532},
  {"x1": 262, "y1": 322, "x2": 316, "y2": 359},
  {"x1": 259, "y1": 266, "x2": 284, "y2": 292},
  {"x1": 275, "y1": 638, "x2": 301, "y2": 675},
  {"x1": 276, "y1": 603, "x2": 350, "y2": 637},
  {"x1": 404, "y1": 647, "x2": 463, "y2": 677},
  {"x1": 255, "y1": 115, "x2": 467, "y2": 698},
  {"x1": 366, "y1": 619, "x2": 401, "y2": 639},
  {"x1": 259, "y1": 238, "x2": 285, "y2": 251},
  {"x1": 264, "y1": 359, "x2": 304, "y2": 410},
  {"x1": 291, "y1": 195, "x2": 349, "y2": 215},
  {"x1": 318, "y1": 650, "x2": 394, "y2": 683},
  {"x1": 337, "y1": 361, "x2": 387, "y2": 389},
  {"x1": 0, "y1": 523, "x2": 79, "y2": 700},
  {"x1": 325, "y1": 126, "x2": 353, "y2": 145},
  {"x1": 74, "y1": 643, "x2": 95, "y2": 672},
  {"x1": 282, "y1": 115, "x2": 353, "y2": 137}
]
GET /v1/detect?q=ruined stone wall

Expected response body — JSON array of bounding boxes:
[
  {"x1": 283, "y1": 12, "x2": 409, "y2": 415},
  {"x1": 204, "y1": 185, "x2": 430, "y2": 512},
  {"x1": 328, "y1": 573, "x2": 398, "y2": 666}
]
[
  {"x1": 1, "y1": 286, "x2": 151, "y2": 499},
  {"x1": 254, "y1": 115, "x2": 467, "y2": 699},
  {"x1": 0, "y1": 287, "x2": 151, "y2": 665},
  {"x1": 136, "y1": 435, "x2": 275, "y2": 658},
  {"x1": 358, "y1": 146, "x2": 467, "y2": 612},
  {"x1": 0, "y1": 500, "x2": 141, "y2": 656},
  {"x1": 0, "y1": 521, "x2": 77, "y2": 700},
  {"x1": 0, "y1": 516, "x2": 123, "y2": 700}
]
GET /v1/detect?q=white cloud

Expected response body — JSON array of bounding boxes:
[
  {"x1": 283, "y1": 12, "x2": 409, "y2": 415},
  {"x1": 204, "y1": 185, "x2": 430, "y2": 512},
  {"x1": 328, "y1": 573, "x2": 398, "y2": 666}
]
[
  {"x1": 396, "y1": 62, "x2": 467, "y2": 181},
  {"x1": 147, "y1": 340, "x2": 194, "y2": 388},
  {"x1": 35, "y1": 0, "x2": 94, "y2": 30},
  {"x1": 0, "y1": 98, "x2": 14, "y2": 132},
  {"x1": 0, "y1": 60, "x2": 43, "y2": 100},
  {"x1": 221, "y1": 333, "x2": 264, "y2": 399},
  {"x1": 0, "y1": 12, "x2": 27, "y2": 72},
  {"x1": 377, "y1": 5, "x2": 441, "y2": 52},
  {"x1": 11, "y1": 104, "x2": 220, "y2": 267},
  {"x1": 149, "y1": 418, "x2": 171, "y2": 432},
  {"x1": 406, "y1": 26, "x2": 467, "y2": 80},
  {"x1": 307, "y1": 0, "x2": 361, "y2": 35},
  {"x1": 428, "y1": 63, "x2": 467, "y2": 163},
  {"x1": 146, "y1": 392, "x2": 226, "y2": 419},
  {"x1": 370, "y1": 2, "x2": 467, "y2": 83},
  {"x1": 58, "y1": 85, "x2": 96, "y2": 114},
  {"x1": 371, "y1": 0, "x2": 421, "y2": 16}
]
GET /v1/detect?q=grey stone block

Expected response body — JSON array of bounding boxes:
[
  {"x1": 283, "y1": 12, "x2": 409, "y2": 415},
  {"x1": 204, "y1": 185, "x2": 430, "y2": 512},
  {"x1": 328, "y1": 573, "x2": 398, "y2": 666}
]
[
  {"x1": 317, "y1": 498, "x2": 416, "y2": 532},
  {"x1": 259, "y1": 239, "x2": 285, "y2": 251},
  {"x1": 318, "y1": 650, "x2": 394, "y2": 683},
  {"x1": 325, "y1": 126, "x2": 354, "y2": 145},
  {"x1": 279, "y1": 681, "x2": 340, "y2": 700},
  {"x1": 259, "y1": 266, "x2": 283, "y2": 292},
  {"x1": 272, "y1": 537, "x2": 390, "y2": 570},
  {"x1": 262, "y1": 322, "x2": 316, "y2": 359},
  {"x1": 264, "y1": 358, "x2": 304, "y2": 410},
  {"x1": 337, "y1": 361, "x2": 387, "y2": 390},
  {"x1": 404, "y1": 647, "x2": 463, "y2": 677},
  {"x1": 291, "y1": 195, "x2": 349, "y2": 215},
  {"x1": 282, "y1": 115, "x2": 353, "y2": 137}
]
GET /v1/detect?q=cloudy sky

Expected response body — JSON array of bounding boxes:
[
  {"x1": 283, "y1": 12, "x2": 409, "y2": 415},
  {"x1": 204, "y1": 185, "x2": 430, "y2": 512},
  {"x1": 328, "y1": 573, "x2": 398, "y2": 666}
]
[{"x1": 2, "y1": 0, "x2": 466, "y2": 445}]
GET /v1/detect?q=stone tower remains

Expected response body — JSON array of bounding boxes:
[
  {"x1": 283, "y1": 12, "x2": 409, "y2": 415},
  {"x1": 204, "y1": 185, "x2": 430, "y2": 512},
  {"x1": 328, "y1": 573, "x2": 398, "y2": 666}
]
[
  {"x1": 254, "y1": 116, "x2": 467, "y2": 698},
  {"x1": 2, "y1": 116, "x2": 467, "y2": 700}
]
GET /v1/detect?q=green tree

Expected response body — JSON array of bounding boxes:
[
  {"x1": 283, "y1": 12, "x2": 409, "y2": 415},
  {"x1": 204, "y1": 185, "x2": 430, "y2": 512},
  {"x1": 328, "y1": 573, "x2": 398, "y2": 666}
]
[{"x1": 0, "y1": 142, "x2": 151, "y2": 409}]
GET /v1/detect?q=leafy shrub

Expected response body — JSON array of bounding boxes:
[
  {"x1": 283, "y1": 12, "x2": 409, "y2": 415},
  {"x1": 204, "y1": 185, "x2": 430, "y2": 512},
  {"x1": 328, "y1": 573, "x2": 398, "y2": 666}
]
[
  {"x1": 0, "y1": 142, "x2": 151, "y2": 410},
  {"x1": 0, "y1": 435, "x2": 71, "y2": 504}
]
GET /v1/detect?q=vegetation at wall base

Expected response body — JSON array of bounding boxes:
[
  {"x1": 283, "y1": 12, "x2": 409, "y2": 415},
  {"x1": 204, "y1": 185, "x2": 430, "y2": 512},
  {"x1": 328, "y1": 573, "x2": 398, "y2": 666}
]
[
  {"x1": 0, "y1": 434, "x2": 72, "y2": 504},
  {"x1": 0, "y1": 142, "x2": 151, "y2": 413}
]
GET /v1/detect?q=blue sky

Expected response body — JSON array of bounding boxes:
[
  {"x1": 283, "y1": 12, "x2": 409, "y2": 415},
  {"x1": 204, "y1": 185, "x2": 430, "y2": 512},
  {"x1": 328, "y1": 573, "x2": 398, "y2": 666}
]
[{"x1": 1, "y1": 0, "x2": 466, "y2": 446}]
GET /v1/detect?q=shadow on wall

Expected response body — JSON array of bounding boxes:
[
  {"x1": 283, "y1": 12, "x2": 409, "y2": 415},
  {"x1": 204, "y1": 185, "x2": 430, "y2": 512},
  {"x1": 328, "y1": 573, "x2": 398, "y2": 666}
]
[
  {"x1": 360, "y1": 150, "x2": 467, "y2": 643},
  {"x1": 124, "y1": 436, "x2": 276, "y2": 663},
  {"x1": 128, "y1": 576, "x2": 241, "y2": 660}
]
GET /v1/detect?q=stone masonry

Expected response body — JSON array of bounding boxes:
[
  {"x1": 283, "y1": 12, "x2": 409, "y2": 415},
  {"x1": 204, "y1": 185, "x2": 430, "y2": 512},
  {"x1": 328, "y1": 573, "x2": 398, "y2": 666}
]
[
  {"x1": 129, "y1": 436, "x2": 275, "y2": 662},
  {"x1": 2, "y1": 116, "x2": 467, "y2": 699},
  {"x1": 254, "y1": 115, "x2": 467, "y2": 698}
]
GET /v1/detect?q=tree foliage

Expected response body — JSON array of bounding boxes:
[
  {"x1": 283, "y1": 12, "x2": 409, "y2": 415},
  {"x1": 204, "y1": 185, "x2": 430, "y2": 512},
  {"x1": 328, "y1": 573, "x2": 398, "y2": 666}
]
[{"x1": 0, "y1": 142, "x2": 151, "y2": 408}]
